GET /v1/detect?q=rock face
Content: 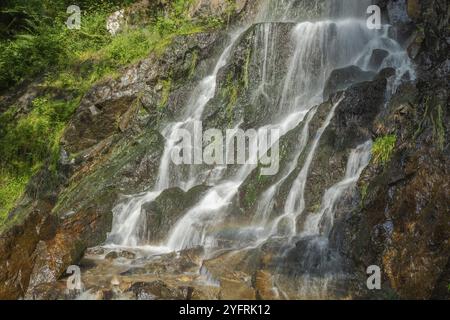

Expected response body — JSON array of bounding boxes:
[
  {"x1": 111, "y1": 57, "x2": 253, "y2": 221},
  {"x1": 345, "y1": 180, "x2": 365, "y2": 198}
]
[
  {"x1": 337, "y1": 0, "x2": 450, "y2": 299},
  {"x1": 338, "y1": 81, "x2": 449, "y2": 299},
  {"x1": 202, "y1": 22, "x2": 296, "y2": 130},
  {"x1": 0, "y1": 0, "x2": 448, "y2": 300},
  {"x1": 103, "y1": 0, "x2": 257, "y2": 36},
  {"x1": 323, "y1": 66, "x2": 375, "y2": 100},
  {"x1": 368, "y1": 49, "x2": 390, "y2": 71},
  {"x1": 137, "y1": 186, "x2": 210, "y2": 243}
]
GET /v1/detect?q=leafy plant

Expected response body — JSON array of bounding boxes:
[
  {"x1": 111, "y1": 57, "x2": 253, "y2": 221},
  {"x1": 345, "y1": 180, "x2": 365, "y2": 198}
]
[{"x1": 372, "y1": 134, "x2": 397, "y2": 165}]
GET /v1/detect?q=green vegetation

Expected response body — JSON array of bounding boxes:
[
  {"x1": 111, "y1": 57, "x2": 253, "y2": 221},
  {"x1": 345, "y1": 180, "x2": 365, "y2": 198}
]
[
  {"x1": 372, "y1": 134, "x2": 397, "y2": 165},
  {"x1": 0, "y1": 0, "x2": 227, "y2": 224},
  {"x1": 158, "y1": 77, "x2": 173, "y2": 109},
  {"x1": 0, "y1": 172, "x2": 30, "y2": 221},
  {"x1": 220, "y1": 72, "x2": 240, "y2": 120},
  {"x1": 359, "y1": 182, "x2": 370, "y2": 208},
  {"x1": 432, "y1": 104, "x2": 445, "y2": 151},
  {"x1": 414, "y1": 97, "x2": 446, "y2": 151}
]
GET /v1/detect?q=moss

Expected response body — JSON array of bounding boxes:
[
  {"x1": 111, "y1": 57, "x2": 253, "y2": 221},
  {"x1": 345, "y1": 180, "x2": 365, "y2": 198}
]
[
  {"x1": 189, "y1": 50, "x2": 199, "y2": 79},
  {"x1": 158, "y1": 77, "x2": 173, "y2": 109},
  {"x1": 360, "y1": 183, "x2": 368, "y2": 206},
  {"x1": 414, "y1": 96, "x2": 446, "y2": 150},
  {"x1": 241, "y1": 171, "x2": 273, "y2": 210},
  {"x1": 243, "y1": 183, "x2": 258, "y2": 209},
  {"x1": 309, "y1": 203, "x2": 321, "y2": 213},
  {"x1": 243, "y1": 46, "x2": 252, "y2": 89},
  {"x1": 227, "y1": 86, "x2": 239, "y2": 116},
  {"x1": 414, "y1": 97, "x2": 430, "y2": 139},
  {"x1": 221, "y1": 73, "x2": 240, "y2": 120},
  {"x1": 372, "y1": 134, "x2": 397, "y2": 165},
  {"x1": 0, "y1": 172, "x2": 30, "y2": 225},
  {"x1": 433, "y1": 104, "x2": 445, "y2": 151},
  {"x1": 225, "y1": 0, "x2": 238, "y2": 26}
]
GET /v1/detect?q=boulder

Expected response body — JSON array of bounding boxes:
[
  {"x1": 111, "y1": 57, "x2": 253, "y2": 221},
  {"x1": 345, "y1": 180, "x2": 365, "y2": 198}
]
[
  {"x1": 323, "y1": 66, "x2": 375, "y2": 100},
  {"x1": 127, "y1": 280, "x2": 191, "y2": 300}
]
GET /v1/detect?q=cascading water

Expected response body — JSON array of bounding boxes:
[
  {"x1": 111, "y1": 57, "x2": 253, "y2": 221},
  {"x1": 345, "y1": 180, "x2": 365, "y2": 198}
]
[
  {"x1": 302, "y1": 140, "x2": 373, "y2": 238},
  {"x1": 271, "y1": 97, "x2": 344, "y2": 239},
  {"x1": 102, "y1": 0, "x2": 415, "y2": 298},
  {"x1": 107, "y1": 31, "x2": 244, "y2": 247},
  {"x1": 272, "y1": 140, "x2": 373, "y2": 299}
]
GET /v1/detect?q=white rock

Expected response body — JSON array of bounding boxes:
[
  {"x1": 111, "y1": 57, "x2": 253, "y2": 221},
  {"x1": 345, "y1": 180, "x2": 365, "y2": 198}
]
[{"x1": 107, "y1": 9, "x2": 125, "y2": 36}]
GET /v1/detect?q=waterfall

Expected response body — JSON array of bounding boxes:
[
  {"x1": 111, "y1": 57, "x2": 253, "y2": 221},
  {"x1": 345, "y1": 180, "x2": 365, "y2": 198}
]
[
  {"x1": 107, "y1": 31, "x2": 245, "y2": 247},
  {"x1": 271, "y1": 96, "x2": 344, "y2": 239},
  {"x1": 302, "y1": 141, "x2": 373, "y2": 237},
  {"x1": 103, "y1": 0, "x2": 415, "y2": 298},
  {"x1": 278, "y1": 140, "x2": 373, "y2": 299}
]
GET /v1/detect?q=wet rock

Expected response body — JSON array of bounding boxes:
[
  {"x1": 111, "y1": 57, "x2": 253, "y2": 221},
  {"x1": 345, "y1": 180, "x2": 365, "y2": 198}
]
[
  {"x1": 119, "y1": 251, "x2": 136, "y2": 260},
  {"x1": 96, "y1": 288, "x2": 115, "y2": 300},
  {"x1": 0, "y1": 207, "x2": 51, "y2": 299},
  {"x1": 368, "y1": 49, "x2": 390, "y2": 71},
  {"x1": 24, "y1": 281, "x2": 68, "y2": 300},
  {"x1": 189, "y1": 0, "x2": 249, "y2": 20},
  {"x1": 85, "y1": 247, "x2": 105, "y2": 256},
  {"x1": 105, "y1": 250, "x2": 136, "y2": 260},
  {"x1": 127, "y1": 280, "x2": 188, "y2": 300},
  {"x1": 0, "y1": 81, "x2": 41, "y2": 113},
  {"x1": 406, "y1": 0, "x2": 421, "y2": 20},
  {"x1": 323, "y1": 66, "x2": 376, "y2": 100},
  {"x1": 105, "y1": 251, "x2": 119, "y2": 260},
  {"x1": 300, "y1": 76, "x2": 387, "y2": 217},
  {"x1": 110, "y1": 276, "x2": 120, "y2": 286},
  {"x1": 219, "y1": 278, "x2": 256, "y2": 300},
  {"x1": 339, "y1": 70, "x2": 449, "y2": 299},
  {"x1": 140, "y1": 186, "x2": 210, "y2": 242},
  {"x1": 254, "y1": 270, "x2": 277, "y2": 300},
  {"x1": 203, "y1": 22, "x2": 296, "y2": 130},
  {"x1": 387, "y1": 0, "x2": 412, "y2": 25},
  {"x1": 120, "y1": 267, "x2": 147, "y2": 276},
  {"x1": 407, "y1": 29, "x2": 425, "y2": 59},
  {"x1": 202, "y1": 249, "x2": 263, "y2": 299},
  {"x1": 332, "y1": 76, "x2": 387, "y2": 148},
  {"x1": 377, "y1": 67, "x2": 396, "y2": 80}
]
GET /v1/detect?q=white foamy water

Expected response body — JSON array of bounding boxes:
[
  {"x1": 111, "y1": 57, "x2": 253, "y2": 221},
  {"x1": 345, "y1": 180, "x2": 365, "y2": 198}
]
[{"x1": 302, "y1": 140, "x2": 373, "y2": 237}]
